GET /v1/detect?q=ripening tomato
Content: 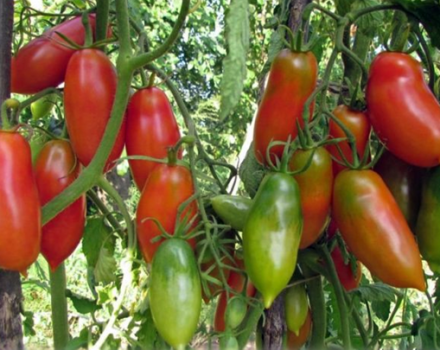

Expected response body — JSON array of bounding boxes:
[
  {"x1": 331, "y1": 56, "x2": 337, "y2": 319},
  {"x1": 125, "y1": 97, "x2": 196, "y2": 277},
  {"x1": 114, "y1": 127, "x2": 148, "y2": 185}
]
[
  {"x1": 150, "y1": 238, "x2": 201, "y2": 350},
  {"x1": 374, "y1": 151, "x2": 424, "y2": 229},
  {"x1": 290, "y1": 147, "x2": 333, "y2": 248},
  {"x1": 286, "y1": 309, "x2": 312, "y2": 350},
  {"x1": 331, "y1": 246, "x2": 362, "y2": 291},
  {"x1": 333, "y1": 169, "x2": 425, "y2": 291},
  {"x1": 126, "y1": 87, "x2": 182, "y2": 191},
  {"x1": 366, "y1": 52, "x2": 440, "y2": 167},
  {"x1": 136, "y1": 163, "x2": 198, "y2": 263},
  {"x1": 254, "y1": 49, "x2": 317, "y2": 165},
  {"x1": 11, "y1": 14, "x2": 107, "y2": 94},
  {"x1": 284, "y1": 283, "x2": 308, "y2": 336},
  {"x1": 0, "y1": 130, "x2": 41, "y2": 273},
  {"x1": 327, "y1": 105, "x2": 370, "y2": 175},
  {"x1": 64, "y1": 49, "x2": 125, "y2": 171},
  {"x1": 34, "y1": 140, "x2": 86, "y2": 271},
  {"x1": 243, "y1": 172, "x2": 303, "y2": 308}
]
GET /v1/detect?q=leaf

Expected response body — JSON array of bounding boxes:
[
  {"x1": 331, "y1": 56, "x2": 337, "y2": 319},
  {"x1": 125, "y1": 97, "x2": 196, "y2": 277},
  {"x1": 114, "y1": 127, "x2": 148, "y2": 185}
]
[
  {"x1": 66, "y1": 290, "x2": 100, "y2": 315},
  {"x1": 262, "y1": 27, "x2": 285, "y2": 75},
  {"x1": 389, "y1": 0, "x2": 440, "y2": 49},
  {"x1": 22, "y1": 311, "x2": 35, "y2": 336},
  {"x1": 94, "y1": 247, "x2": 117, "y2": 284},
  {"x1": 353, "y1": 282, "x2": 398, "y2": 302},
  {"x1": 219, "y1": 0, "x2": 250, "y2": 121},
  {"x1": 352, "y1": 0, "x2": 384, "y2": 37},
  {"x1": 65, "y1": 328, "x2": 89, "y2": 350},
  {"x1": 238, "y1": 143, "x2": 267, "y2": 198},
  {"x1": 371, "y1": 299, "x2": 391, "y2": 321},
  {"x1": 82, "y1": 218, "x2": 116, "y2": 285}
]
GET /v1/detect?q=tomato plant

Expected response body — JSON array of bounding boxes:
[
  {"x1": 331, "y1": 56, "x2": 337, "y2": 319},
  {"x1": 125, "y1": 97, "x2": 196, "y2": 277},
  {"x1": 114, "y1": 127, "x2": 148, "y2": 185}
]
[
  {"x1": 126, "y1": 86, "x2": 182, "y2": 191},
  {"x1": 34, "y1": 139, "x2": 86, "y2": 271},
  {"x1": 253, "y1": 49, "x2": 317, "y2": 165},
  {"x1": 0, "y1": 129, "x2": 41, "y2": 273},
  {"x1": 64, "y1": 48, "x2": 125, "y2": 171},
  {"x1": 366, "y1": 52, "x2": 440, "y2": 167}
]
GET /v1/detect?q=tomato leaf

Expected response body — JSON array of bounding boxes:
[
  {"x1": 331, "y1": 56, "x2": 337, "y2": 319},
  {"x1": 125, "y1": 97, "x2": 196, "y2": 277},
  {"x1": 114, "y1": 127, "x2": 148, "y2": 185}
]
[
  {"x1": 389, "y1": 0, "x2": 440, "y2": 49},
  {"x1": 219, "y1": 0, "x2": 250, "y2": 121},
  {"x1": 82, "y1": 218, "x2": 115, "y2": 268},
  {"x1": 238, "y1": 143, "x2": 267, "y2": 198},
  {"x1": 94, "y1": 246, "x2": 117, "y2": 284},
  {"x1": 66, "y1": 290, "x2": 100, "y2": 314},
  {"x1": 352, "y1": 0, "x2": 383, "y2": 37},
  {"x1": 353, "y1": 282, "x2": 398, "y2": 302},
  {"x1": 371, "y1": 299, "x2": 391, "y2": 322}
]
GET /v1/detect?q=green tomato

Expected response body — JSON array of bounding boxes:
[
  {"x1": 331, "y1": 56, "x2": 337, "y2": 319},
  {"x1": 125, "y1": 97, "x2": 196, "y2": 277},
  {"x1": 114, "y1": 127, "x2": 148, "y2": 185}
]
[
  {"x1": 243, "y1": 172, "x2": 303, "y2": 309},
  {"x1": 225, "y1": 296, "x2": 247, "y2": 330},
  {"x1": 30, "y1": 94, "x2": 57, "y2": 120},
  {"x1": 210, "y1": 195, "x2": 252, "y2": 231},
  {"x1": 284, "y1": 284, "x2": 308, "y2": 336},
  {"x1": 150, "y1": 239, "x2": 201, "y2": 350}
]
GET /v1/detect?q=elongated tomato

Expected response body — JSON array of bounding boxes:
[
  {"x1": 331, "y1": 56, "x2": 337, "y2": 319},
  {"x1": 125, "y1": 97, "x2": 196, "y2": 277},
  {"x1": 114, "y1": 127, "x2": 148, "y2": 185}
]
[
  {"x1": 254, "y1": 49, "x2": 317, "y2": 165},
  {"x1": 34, "y1": 140, "x2": 86, "y2": 271},
  {"x1": 64, "y1": 49, "x2": 125, "y2": 171},
  {"x1": 366, "y1": 52, "x2": 440, "y2": 167},
  {"x1": 290, "y1": 147, "x2": 333, "y2": 248},
  {"x1": 126, "y1": 87, "x2": 181, "y2": 191},
  {"x1": 0, "y1": 130, "x2": 41, "y2": 273},
  {"x1": 327, "y1": 105, "x2": 370, "y2": 175},
  {"x1": 136, "y1": 163, "x2": 198, "y2": 263},
  {"x1": 333, "y1": 169, "x2": 425, "y2": 291},
  {"x1": 12, "y1": 15, "x2": 104, "y2": 94}
]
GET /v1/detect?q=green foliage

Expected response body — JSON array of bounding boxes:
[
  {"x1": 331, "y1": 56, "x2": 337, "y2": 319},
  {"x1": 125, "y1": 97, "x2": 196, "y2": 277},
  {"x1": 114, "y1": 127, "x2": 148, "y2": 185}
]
[{"x1": 219, "y1": 0, "x2": 250, "y2": 121}]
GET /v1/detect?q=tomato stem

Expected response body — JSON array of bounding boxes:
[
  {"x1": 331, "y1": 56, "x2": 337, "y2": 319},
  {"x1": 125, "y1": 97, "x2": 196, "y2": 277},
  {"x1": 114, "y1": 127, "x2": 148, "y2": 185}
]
[
  {"x1": 49, "y1": 263, "x2": 70, "y2": 350},
  {"x1": 95, "y1": 0, "x2": 110, "y2": 43},
  {"x1": 82, "y1": 13, "x2": 93, "y2": 47}
]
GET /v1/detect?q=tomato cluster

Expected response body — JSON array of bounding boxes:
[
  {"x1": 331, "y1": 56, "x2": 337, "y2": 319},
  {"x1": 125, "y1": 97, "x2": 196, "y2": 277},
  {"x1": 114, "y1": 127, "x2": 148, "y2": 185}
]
[{"x1": 6, "y1": 7, "x2": 440, "y2": 350}]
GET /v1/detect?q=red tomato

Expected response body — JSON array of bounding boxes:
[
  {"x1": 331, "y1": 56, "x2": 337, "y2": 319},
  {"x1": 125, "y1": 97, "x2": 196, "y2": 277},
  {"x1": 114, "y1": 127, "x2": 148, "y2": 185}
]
[
  {"x1": 214, "y1": 259, "x2": 256, "y2": 332},
  {"x1": 333, "y1": 169, "x2": 425, "y2": 291},
  {"x1": 11, "y1": 15, "x2": 106, "y2": 94},
  {"x1": 126, "y1": 87, "x2": 182, "y2": 191},
  {"x1": 366, "y1": 52, "x2": 440, "y2": 167},
  {"x1": 327, "y1": 105, "x2": 370, "y2": 175},
  {"x1": 34, "y1": 140, "x2": 86, "y2": 271},
  {"x1": 0, "y1": 130, "x2": 41, "y2": 273},
  {"x1": 331, "y1": 246, "x2": 362, "y2": 292},
  {"x1": 254, "y1": 49, "x2": 317, "y2": 165},
  {"x1": 64, "y1": 49, "x2": 125, "y2": 171},
  {"x1": 289, "y1": 147, "x2": 333, "y2": 249},
  {"x1": 136, "y1": 163, "x2": 198, "y2": 263},
  {"x1": 286, "y1": 309, "x2": 312, "y2": 350}
]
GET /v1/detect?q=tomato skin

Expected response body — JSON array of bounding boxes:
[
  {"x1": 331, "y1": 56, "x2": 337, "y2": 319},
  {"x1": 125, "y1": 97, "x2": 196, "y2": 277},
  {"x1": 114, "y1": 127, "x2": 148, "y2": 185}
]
[
  {"x1": 150, "y1": 238, "x2": 201, "y2": 350},
  {"x1": 284, "y1": 284, "x2": 308, "y2": 336},
  {"x1": 243, "y1": 173, "x2": 303, "y2": 308},
  {"x1": 374, "y1": 151, "x2": 424, "y2": 229},
  {"x1": 285, "y1": 309, "x2": 312, "y2": 350},
  {"x1": 210, "y1": 195, "x2": 252, "y2": 231},
  {"x1": 214, "y1": 260, "x2": 256, "y2": 332},
  {"x1": 333, "y1": 169, "x2": 425, "y2": 291},
  {"x1": 34, "y1": 140, "x2": 86, "y2": 272},
  {"x1": 254, "y1": 49, "x2": 317, "y2": 165},
  {"x1": 136, "y1": 163, "x2": 198, "y2": 263},
  {"x1": 366, "y1": 52, "x2": 440, "y2": 167},
  {"x1": 0, "y1": 130, "x2": 41, "y2": 272},
  {"x1": 64, "y1": 49, "x2": 125, "y2": 171},
  {"x1": 331, "y1": 246, "x2": 362, "y2": 291},
  {"x1": 415, "y1": 166, "x2": 440, "y2": 273},
  {"x1": 126, "y1": 87, "x2": 182, "y2": 191},
  {"x1": 327, "y1": 105, "x2": 370, "y2": 175},
  {"x1": 290, "y1": 147, "x2": 333, "y2": 248},
  {"x1": 11, "y1": 15, "x2": 101, "y2": 94}
]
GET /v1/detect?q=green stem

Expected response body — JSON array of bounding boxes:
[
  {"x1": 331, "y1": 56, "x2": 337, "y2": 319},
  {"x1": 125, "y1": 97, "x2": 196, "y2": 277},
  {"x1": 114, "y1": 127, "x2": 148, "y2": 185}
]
[
  {"x1": 369, "y1": 322, "x2": 412, "y2": 347},
  {"x1": 237, "y1": 294, "x2": 265, "y2": 349},
  {"x1": 129, "y1": 0, "x2": 190, "y2": 70},
  {"x1": 87, "y1": 189, "x2": 124, "y2": 235},
  {"x1": 301, "y1": 265, "x2": 326, "y2": 349},
  {"x1": 82, "y1": 12, "x2": 93, "y2": 47},
  {"x1": 349, "y1": 4, "x2": 399, "y2": 23},
  {"x1": 412, "y1": 25, "x2": 435, "y2": 91},
  {"x1": 1, "y1": 101, "x2": 11, "y2": 129},
  {"x1": 95, "y1": 0, "x2": 110, "y2": 43},
  {"x1": 321, "y1": 245, "x2": 351, "y2": 349},
  {"x1": 344, "y1": 294, "x2": 369, "y2": 347},
  {"x1": 17, "y1": 87, "x2": 61, "y2": 113},
  {"x1": 50, "y1": 263, "x2": 69, "y2": 350}
]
